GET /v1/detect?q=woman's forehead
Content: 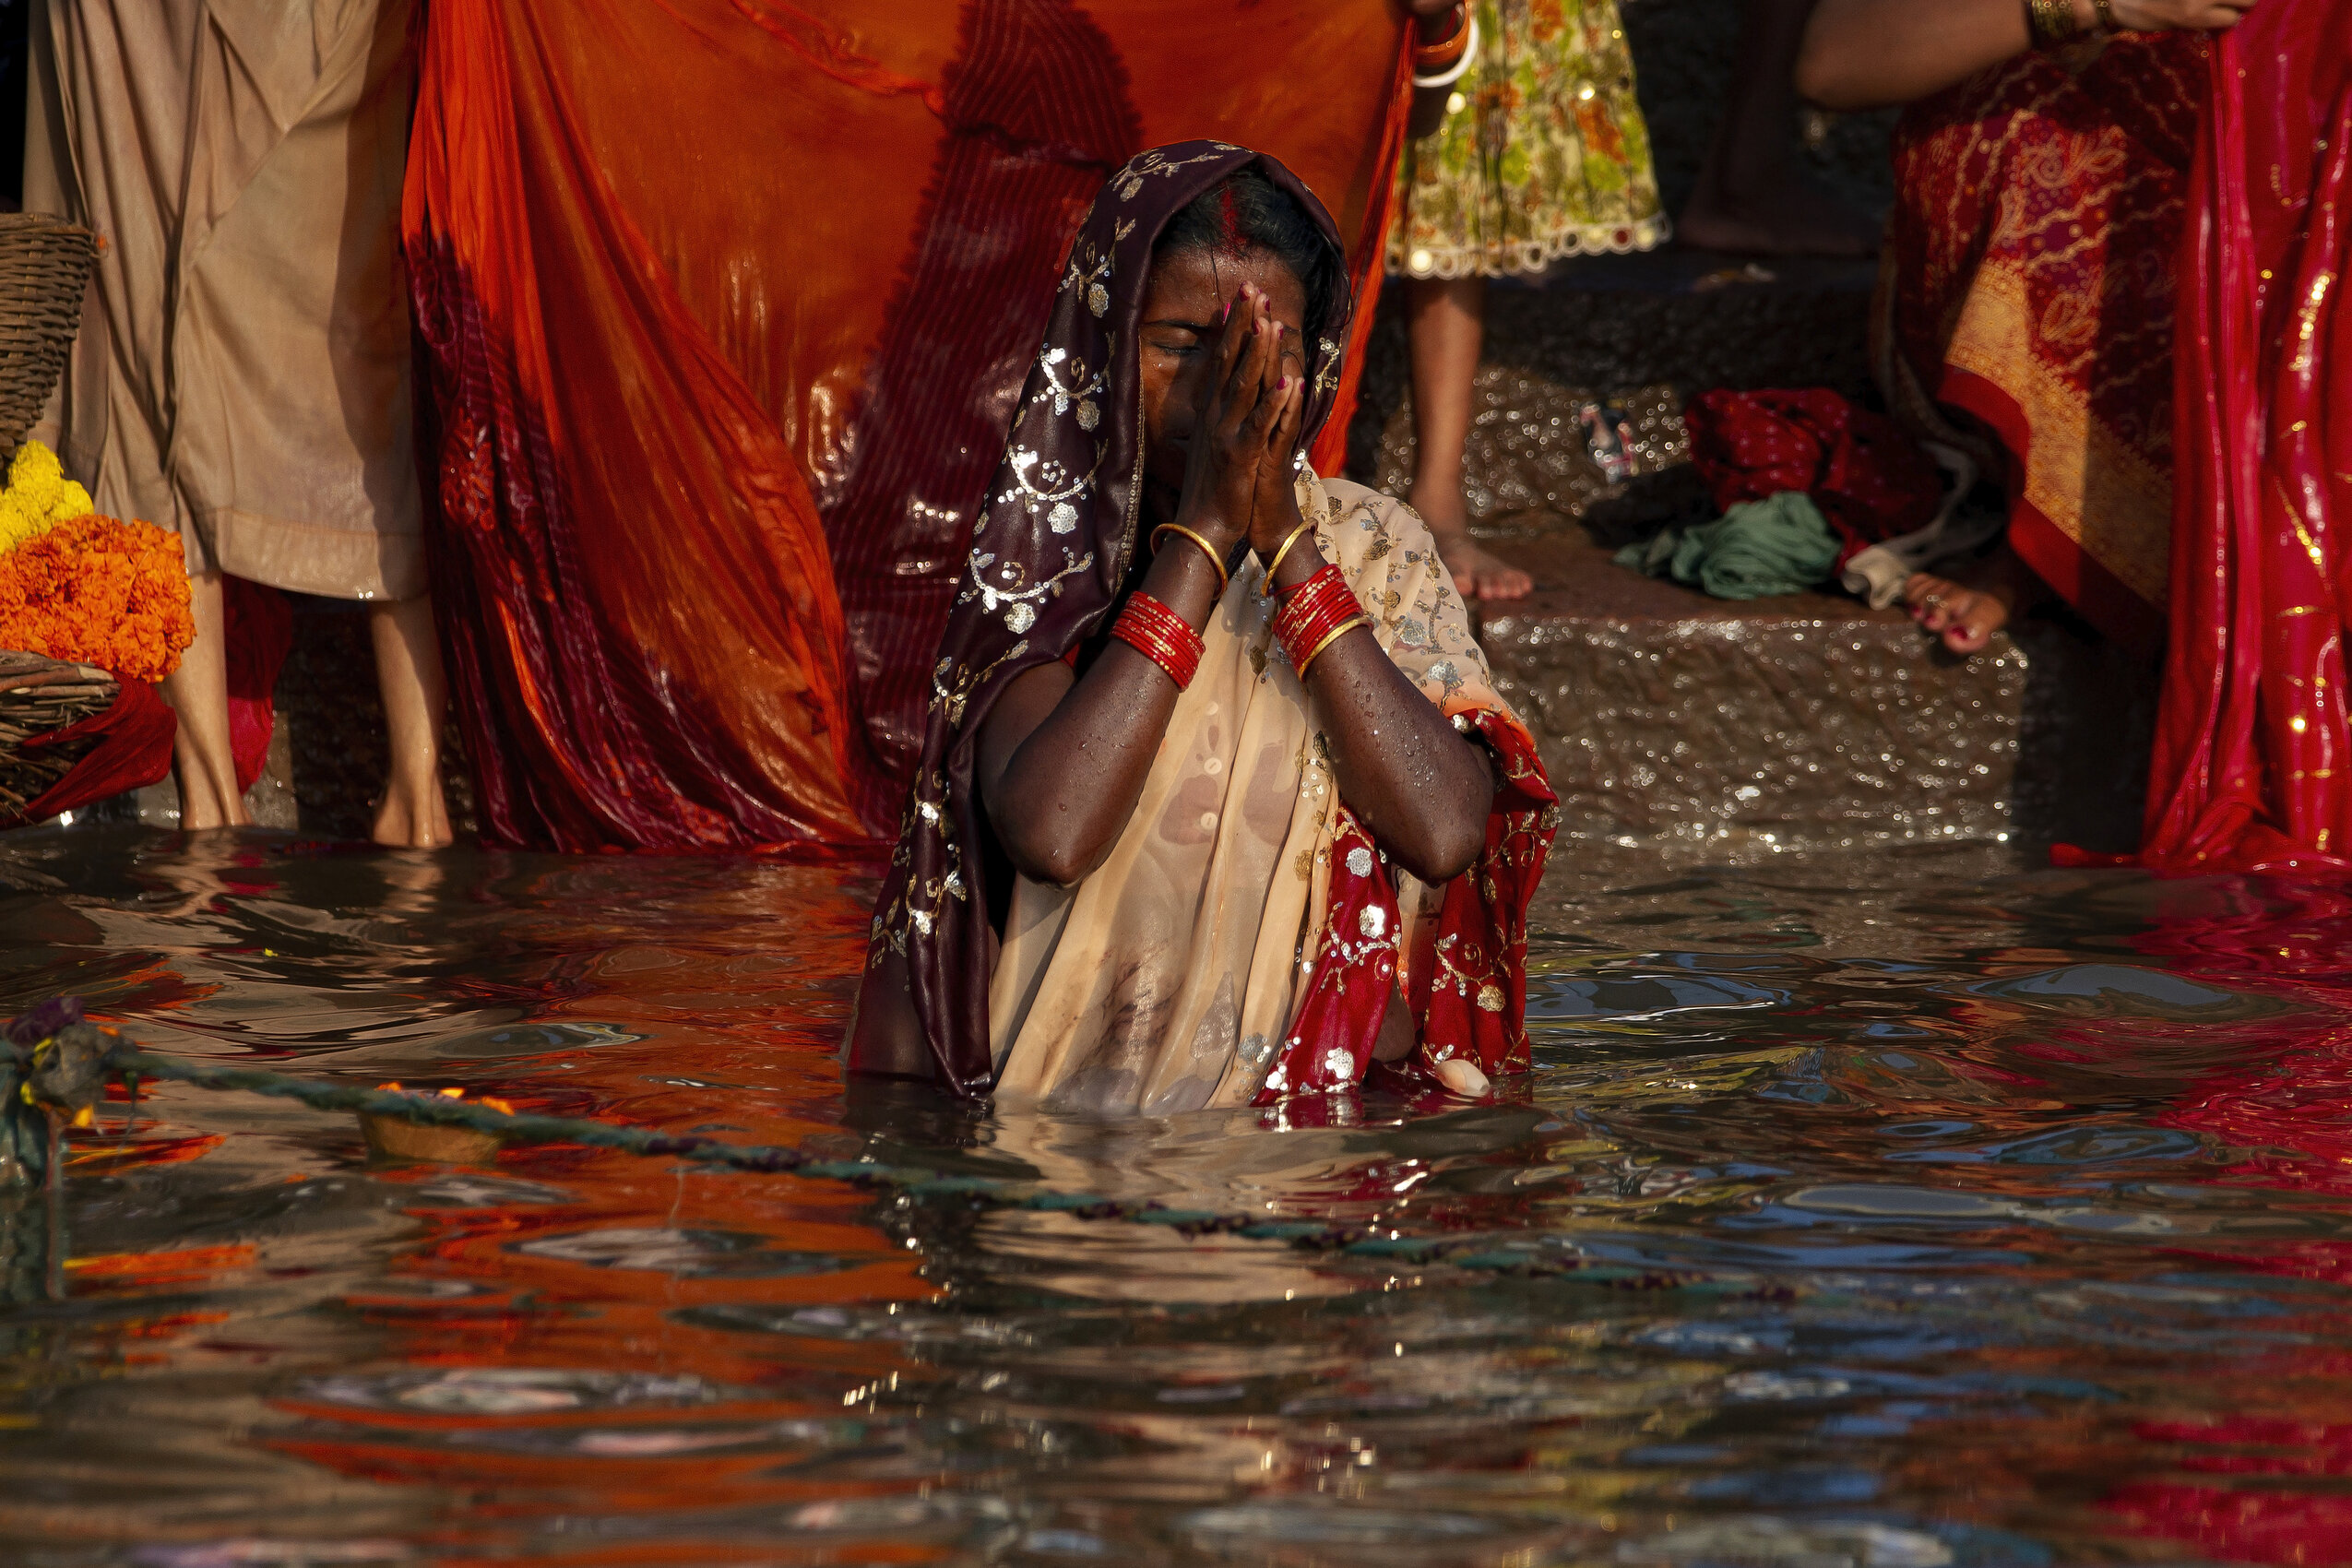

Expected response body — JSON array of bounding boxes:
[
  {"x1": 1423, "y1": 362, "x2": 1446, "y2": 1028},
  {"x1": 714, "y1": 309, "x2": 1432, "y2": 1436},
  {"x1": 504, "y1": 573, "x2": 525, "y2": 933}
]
[{"x1": 1143, "y1": 246, "x2": 1308, "y2": 322}]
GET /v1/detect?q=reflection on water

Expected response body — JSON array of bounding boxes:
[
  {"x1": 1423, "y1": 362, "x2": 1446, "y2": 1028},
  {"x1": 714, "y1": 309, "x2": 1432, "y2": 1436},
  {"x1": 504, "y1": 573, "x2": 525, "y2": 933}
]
[{"x1": 6, "y1": 828, "x2": 2352, "y2": 1563}]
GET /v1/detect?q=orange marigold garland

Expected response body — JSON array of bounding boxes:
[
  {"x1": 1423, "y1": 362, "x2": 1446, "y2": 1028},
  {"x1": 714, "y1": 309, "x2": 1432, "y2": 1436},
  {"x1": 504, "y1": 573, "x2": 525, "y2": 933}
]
[{"x1": 0, "y1": 514, "x2": 195, "y2": 683}]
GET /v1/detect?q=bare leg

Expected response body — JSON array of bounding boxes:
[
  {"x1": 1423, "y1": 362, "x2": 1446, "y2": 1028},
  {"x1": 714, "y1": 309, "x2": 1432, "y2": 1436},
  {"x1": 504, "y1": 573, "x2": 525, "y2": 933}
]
[
  {"x1": 160, "y1": 569, "x2": 249, "y2": 830},
  {"x1": 1406, "y1": 275, "x2": 1532, "y2": 600},
  {"x1": 369, "y1": 594, "x2": 453, "y2": 849},
  {"x1": 1678, "y1": 0, "x2": 1879, "y2": 258}
]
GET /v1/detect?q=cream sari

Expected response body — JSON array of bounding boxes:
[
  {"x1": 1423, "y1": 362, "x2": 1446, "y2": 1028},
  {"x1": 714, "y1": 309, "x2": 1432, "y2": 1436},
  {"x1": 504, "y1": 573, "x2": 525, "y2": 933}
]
[{"x1": 989, "y1": 470, "x2": 1519, "y2": 1115}]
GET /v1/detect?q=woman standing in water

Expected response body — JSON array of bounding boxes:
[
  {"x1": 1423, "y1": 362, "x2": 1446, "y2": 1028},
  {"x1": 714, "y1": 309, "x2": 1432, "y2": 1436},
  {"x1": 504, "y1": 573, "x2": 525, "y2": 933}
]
[
  {"x1": 1389, "y1": 0, "x2": 1667, "y2": 600},
  {"x1": 849, "y1": 144, "x2": 1557, "y2": 1111}
]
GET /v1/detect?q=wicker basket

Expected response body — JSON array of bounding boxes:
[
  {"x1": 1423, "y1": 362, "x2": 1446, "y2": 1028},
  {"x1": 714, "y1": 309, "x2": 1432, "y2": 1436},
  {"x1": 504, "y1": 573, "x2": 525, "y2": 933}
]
[
  {"x1": 0, "y1": 213, "x2": 94, "y2": 464},
  {"x1": 0, "y1": 650, "x2": 115, "y2": 821}
]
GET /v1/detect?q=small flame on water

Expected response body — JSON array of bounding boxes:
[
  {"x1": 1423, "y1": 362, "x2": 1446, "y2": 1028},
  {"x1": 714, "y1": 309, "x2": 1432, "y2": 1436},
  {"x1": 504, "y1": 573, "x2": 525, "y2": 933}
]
[{"x1": 374, "y1": 1083, "x2": 518, "y2": 1117}]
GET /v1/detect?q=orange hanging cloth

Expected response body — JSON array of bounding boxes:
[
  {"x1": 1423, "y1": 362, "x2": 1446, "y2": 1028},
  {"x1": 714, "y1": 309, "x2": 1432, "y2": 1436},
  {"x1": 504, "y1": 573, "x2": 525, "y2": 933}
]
[{"x1": 402, "y1": 0, "x2": 1408, "y2": 850}]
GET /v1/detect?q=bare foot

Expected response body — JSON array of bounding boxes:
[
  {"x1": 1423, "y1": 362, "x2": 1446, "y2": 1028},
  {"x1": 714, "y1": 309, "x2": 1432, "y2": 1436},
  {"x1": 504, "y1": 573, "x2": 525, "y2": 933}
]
[
  {"x1": 1678, "y1": 173, "x2": 1880, "y2": 259},
  {"x1": 369, "y1": 596, "x2": 454, "y2": 849},
  {"x1": 1903, "y1": 570, "x2": 2012, "y2": 656},
  {"x1": 1429, "y1": 529, "x2": 1533, "y2": 601},
  {"x1": 372, "y1": 768, "x2": 453, "y2": 849},
  {"x1": 1413, "y1": 481, "x2": 1532, "y2": 599},
  {"x1": 175, "y1": 767, "x2": 252, "y2": 831}
]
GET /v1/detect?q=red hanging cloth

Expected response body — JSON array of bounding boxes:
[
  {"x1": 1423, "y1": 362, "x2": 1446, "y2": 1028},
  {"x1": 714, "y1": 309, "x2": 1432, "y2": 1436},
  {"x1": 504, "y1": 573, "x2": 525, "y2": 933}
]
[{"x1": 2143, "y1": 0, "x2": 2352, "y2": 873}]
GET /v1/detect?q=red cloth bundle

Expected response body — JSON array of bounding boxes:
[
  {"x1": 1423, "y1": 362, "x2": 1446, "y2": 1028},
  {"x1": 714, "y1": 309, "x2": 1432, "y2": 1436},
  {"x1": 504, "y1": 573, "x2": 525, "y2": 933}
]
[
  {"x1": 4, "y1": 678, "x2": 177, "y2": 828},
  {"x1": 1682, "y1": 388, "x2": 1942, "y2": 561}
]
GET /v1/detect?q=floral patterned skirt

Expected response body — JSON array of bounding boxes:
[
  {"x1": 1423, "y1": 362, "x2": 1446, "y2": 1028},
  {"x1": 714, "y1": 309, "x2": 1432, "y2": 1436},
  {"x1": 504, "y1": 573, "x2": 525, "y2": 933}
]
[{"x1": 1387, "y1": 0, "x2": 1667, "y2": 279}]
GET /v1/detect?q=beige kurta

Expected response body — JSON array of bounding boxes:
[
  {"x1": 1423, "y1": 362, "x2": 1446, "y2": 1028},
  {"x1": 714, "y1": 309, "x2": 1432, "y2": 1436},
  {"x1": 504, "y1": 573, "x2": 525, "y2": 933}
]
[
  {"x1": 987, "y1": 472, "x2": 1517, "y2": 1117},
  {"x1": 25, "y1": 0, "x2": 423, "y2": 600}
]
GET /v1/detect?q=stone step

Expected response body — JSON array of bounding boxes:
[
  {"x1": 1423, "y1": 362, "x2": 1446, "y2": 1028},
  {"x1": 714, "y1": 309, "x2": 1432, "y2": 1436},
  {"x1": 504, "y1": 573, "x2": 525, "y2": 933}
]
[
  {"x1": 1467, "y1": 534, "x2": 2156, "y2": 862},
  {"x1": 1341, "y1": 254, "x2": 1881, "y2": 528}
]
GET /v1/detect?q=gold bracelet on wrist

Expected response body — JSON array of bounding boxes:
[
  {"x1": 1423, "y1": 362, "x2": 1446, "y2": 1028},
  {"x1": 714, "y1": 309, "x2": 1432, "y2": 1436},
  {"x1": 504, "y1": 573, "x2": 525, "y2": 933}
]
[
  {"x1": 1295, "y1": 615, "x2": 1371, "y2": 680},
  {"x1": 2090, "y1": 0, "x2": 2121, "y2": 30},
  {"x1": 2025, "y1": 0, "x2": 2081, "y2": 48},
  {"x1": 1257, "y1": 519, "x2": 1317, "y2": 597},
  {"x1": 1150, "y1": 522, "x2": 1230, "y2": 594}
]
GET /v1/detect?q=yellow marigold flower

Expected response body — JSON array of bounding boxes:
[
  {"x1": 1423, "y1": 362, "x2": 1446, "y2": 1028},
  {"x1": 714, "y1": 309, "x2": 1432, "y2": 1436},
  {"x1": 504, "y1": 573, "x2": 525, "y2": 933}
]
[{"x1": 0, "y1": 441, "x2": 96, "y2": 556}]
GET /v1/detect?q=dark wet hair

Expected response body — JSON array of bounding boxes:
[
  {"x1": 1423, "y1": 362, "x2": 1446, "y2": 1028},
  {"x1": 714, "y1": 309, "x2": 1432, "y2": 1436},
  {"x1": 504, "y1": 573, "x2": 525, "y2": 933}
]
[{"x1": 1152, "y1": 167, "x2": 1345, "y2": 352}]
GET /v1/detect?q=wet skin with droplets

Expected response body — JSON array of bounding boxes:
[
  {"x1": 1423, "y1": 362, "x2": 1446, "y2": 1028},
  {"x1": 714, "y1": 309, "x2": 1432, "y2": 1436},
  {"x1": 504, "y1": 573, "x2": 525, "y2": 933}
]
[{"x1": 4, "y1": 828, "x2": 2352, "y2": 1564}]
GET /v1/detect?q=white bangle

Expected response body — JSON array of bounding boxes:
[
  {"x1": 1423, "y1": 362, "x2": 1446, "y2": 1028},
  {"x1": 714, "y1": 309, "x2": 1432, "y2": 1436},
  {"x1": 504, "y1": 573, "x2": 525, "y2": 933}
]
[{"x1": 1411, "y1": 11, "x2": 1479, "y2": 89}]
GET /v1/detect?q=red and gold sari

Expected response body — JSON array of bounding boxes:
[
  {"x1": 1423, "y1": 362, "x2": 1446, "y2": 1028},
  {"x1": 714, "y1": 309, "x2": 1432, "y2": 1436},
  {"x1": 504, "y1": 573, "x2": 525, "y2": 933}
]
[{"x1": 1878, "y1": 32, "x2": 2210, "y2": 653}]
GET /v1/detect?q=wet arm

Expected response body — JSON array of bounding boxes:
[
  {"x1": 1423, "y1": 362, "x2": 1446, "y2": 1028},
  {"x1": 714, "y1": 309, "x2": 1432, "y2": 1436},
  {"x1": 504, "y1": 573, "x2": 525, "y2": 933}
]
[
  {"x1": 979, "y1": 540, "x2": 1229, "y2": 887},
  {"x1": 1265, "y1": 541, "x2": 1496, "y2": 885}
]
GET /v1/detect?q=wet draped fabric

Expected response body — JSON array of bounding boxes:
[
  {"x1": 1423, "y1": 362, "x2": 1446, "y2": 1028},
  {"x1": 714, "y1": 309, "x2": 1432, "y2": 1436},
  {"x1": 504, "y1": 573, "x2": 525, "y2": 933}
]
[
  {"x1": 2142, "y1": 0, "x2": 2352, "y2": 873},
  {"x1": 989, "y1": 473, "x2": 1549, "y2": 1114},
  {"x1": 400, "y1": 1, "x2": 1410, "y2": 849},
  {"x1": 1878, "y1": 33, "x2": 2206, "y2": 654},
  {"x1": 25, "y1": 0, "x2": 425, "y2": 601},
  {"x1": 860, "y1": 143, "x2": 1554, "y2": 1101}
]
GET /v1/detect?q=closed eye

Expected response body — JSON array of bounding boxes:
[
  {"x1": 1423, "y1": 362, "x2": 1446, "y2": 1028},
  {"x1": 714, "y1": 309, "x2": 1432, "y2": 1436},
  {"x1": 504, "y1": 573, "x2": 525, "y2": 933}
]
[{"x1": 1144, "y1": 317, "x2": 1218, "y2": 353}]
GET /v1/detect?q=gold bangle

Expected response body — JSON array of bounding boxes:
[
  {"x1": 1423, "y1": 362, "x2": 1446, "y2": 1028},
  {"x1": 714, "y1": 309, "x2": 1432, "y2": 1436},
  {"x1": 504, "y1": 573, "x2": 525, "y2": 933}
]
[
  {"x1": 1294, "y1": 614, "x2": 1370, "y2": 680},
  {"x1": 2025, "y1": 0, "x2": 2080, "y2": 47},
  {"x1": 2090, "y1": 0, "x2": 2120, "y2": 30},
  {"x1": 1150, "y1": 523, "x2": 1229, "y2": 594},
  {"x1": 1257, "y1": 519, "x2": 1317, "y2": 597}
]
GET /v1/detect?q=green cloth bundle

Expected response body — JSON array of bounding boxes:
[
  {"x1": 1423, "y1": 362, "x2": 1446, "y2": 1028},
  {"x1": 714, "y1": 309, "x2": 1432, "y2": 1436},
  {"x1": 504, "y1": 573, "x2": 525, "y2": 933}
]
[{"x1": 1612, "y1": 490, "x2": 1842, "y2": 600}]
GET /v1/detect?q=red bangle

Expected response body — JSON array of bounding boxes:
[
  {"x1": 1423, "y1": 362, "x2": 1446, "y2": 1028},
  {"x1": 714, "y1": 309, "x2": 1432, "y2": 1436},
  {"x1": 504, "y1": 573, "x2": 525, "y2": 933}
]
[
  {"x1": 1274, "y1": 564, "x2": 1366, "y2": 677},
  {"x1": 1111, "y1": 590, "x2": 1204, "y2": 690}
]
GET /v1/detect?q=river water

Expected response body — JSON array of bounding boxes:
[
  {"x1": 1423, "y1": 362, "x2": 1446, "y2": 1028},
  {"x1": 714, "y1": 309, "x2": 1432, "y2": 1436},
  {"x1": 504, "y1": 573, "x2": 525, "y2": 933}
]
[{"x1": 4, "y1": 826, "x2": 2350, "y2": 1566}]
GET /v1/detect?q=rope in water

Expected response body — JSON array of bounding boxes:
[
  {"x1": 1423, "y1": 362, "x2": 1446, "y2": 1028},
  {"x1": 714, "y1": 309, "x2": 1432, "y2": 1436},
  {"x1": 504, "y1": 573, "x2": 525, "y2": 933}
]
[{"x1": 0, "y1": 995, "x2": 1734, "y2": 1291}]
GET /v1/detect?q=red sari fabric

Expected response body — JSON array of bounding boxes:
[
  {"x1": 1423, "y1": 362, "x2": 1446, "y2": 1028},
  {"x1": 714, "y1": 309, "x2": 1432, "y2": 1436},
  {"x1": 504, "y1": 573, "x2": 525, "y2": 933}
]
[
  {"x1": 222, "y1": 577, "x2": 290, "y2": 794},
  {"x1": 2142, "y1": 0, "x2": 2352, "y2": 873},
  {"x1": 1880, "y1": 34, "x2": 2208, "y2": 652},
  {"x1": 1269, "y1": 713, "x2": 1557, "y2": 1102},
  {"x1": 401, "y1": 1, "x2": 1408, "y2": 851}
]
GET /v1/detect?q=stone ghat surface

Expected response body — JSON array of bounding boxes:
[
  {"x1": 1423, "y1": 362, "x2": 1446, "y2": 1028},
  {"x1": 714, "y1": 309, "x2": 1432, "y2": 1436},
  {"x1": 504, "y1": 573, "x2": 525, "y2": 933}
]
[{"x1": 1470, "y1": 535, "x2": 2158, "y2": 863}]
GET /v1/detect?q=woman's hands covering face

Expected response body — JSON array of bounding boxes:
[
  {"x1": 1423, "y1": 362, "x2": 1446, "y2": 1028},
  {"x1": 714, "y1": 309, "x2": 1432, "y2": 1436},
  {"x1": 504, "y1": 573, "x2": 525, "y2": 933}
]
[{"x1": 1170, "y1": 281, "x2": 1308, "y2": 557}]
